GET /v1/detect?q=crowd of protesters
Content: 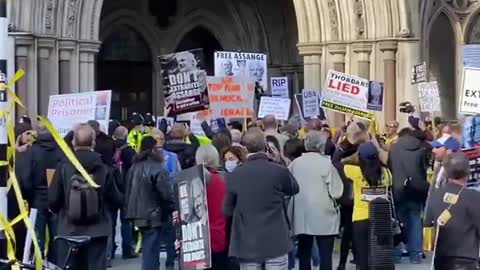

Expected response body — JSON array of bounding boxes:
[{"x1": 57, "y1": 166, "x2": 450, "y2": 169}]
[{"x1": 5, "y1": 109, "x2": 480, "y2": 270}]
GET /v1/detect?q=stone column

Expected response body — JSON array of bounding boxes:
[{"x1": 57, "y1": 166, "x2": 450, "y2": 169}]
[
  {"x1": 59, "y1": 40, "x2": 76, "y2": 94},
  {"x1": 37, "y1": 38, "x2": 57, "y2": 115},
  {"x1": 352, "y1": 42, "x2": 372, "y2": 80},
  {"x1": 298, "y1": 43, "x2": 322, "y2": 90},
  {"x1": 79, "y1": 41, "x2": 100, "y2": 92},
  {"x1": 14, "y1": 36, "x2": 33, "y2": 118},
  {"x1": 379, "y1": 41, "x2": 398, "y2": 122},
  {"x1": 328, "y1": 44, "x2": 347, "y2": 126}
]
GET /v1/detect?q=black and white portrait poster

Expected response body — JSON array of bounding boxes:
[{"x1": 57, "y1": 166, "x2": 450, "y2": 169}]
[
  {"x1": 367, "y1": 81, "x2": 384, "y2": 111},
  {"x1": 159, "y1": 49, "x2": 210, "y2": 115},
  {"x1": 214, "y1": 51, "x2": 268, "y2": 90},
  {"x1": 175, "y1": 165, "x2": 211, "y2": 270}
]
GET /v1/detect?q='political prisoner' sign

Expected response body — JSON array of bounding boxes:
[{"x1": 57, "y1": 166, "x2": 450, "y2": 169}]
[
  {"x1": 460, "y1": 67, "x2": 480, "y2": 115},
  {"x1": 159, "y1": 49, "x2": 209, "y2": 115},
  {"x1": 207, "y1": 76, "x2": 255, "y2": 119},
  {"x1": 321, "y1": 70, "x2": 373, "y2": 120},
  {"x1": 418, "y1": 81, "x2": 441, "y2": 113},
  {"x1": 214, "y1": 51, "x2": 268, "y2": 90},
  {"x1": 48, "y1": 90, "x2": 112, "y2": 136},
  {"x1": 175, "y1": 165, "x2": 211, "y2": 270},
  {"x1": 271, "y1": 77, "x2": 289, "y2": 98}
]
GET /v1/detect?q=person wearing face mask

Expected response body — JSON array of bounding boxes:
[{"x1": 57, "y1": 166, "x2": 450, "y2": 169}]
[{"x1": 223, "y1": 146, "x2": 247, "y2": 172}]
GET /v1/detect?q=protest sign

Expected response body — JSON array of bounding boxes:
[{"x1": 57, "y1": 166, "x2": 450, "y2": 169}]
[
  {"x1": 367, "y1": 81, "x2": 384, "y2": 111},
  {"x1": 321, "y1": 70, "x2": 373, "y2": 120},
  {"x1": 47, "y1": 90, "x2": 112, "y2": 136},
  {"x1": 258, "y1": 96, "x2": 291, "y2": 121},
  {"x1": 271, "y1": 77, "x2": 289, "y2": 97},
  {"x1": 460, "y1": 67, "x2": 480, "y2": 115},
  {"x1": 294, "y1": 94, "x2": 326, "y2": 120},
  {"x1": 411, "y1": 62, "x2": 427, "y2": 84},
  {"x1": 156, "y1": 117, "x2": 174, "y2": 133},
  {"x1": 302, "y1": 90, "x2": 320, "y2": 118},
  {"x1": 175, "y1": 165, "x2": 212, "y2": 270},
  {"x1": 207, "y1": 76, "x2": 255, "y2": 119},
  {"x1": 159, "y1": 49, "x2": 209, "y2": 115},
  {"x1": 463, "y1": 45, "x2": 480, "y2": 68},
  {"x1": 214, "y1": 51, "x2": 268, "y2": 90},
  {"x1": 417, "y1": 81, "x2": 441, "y2": 113}
]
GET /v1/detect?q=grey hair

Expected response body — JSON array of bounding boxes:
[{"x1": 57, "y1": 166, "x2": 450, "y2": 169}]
[
  {"x1": 230, "y1": 129, "x2": 242, "y2": 144},
  {"x1": 444, "y1": 152, "x2": 470, "y2": 180},
  {"x1": 242, "y1": 127, "x2": 266, "y2": 153},
  {"x1": 304, "y1": 131, "x2": 328, "y2": 153},
  {"x1": 288, "y1": 114, "x2": 303, "y2": 131},
  {"x1": 195, "y1": 144, "x2": 220, "y2": 168}
]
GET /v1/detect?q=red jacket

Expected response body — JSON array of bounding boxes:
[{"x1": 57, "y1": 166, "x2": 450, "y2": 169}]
[{"x1": 206, "y1": 169, "x2": 228, "y2": 253}]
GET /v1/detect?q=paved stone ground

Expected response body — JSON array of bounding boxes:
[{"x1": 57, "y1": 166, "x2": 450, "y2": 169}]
[{"x1": 110, "y1": 254, "x2": 432, "y2": 270}]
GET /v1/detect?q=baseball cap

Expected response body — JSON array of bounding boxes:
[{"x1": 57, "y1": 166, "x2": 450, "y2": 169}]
[
  {"x1": 358, "y1": 142, "x2": 379, "y2": 160},
  {"x1": 431, "y1": 135, "x2": 461, "y2": 151}
]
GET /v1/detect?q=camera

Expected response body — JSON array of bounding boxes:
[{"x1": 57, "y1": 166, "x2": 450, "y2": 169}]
[{"x1": 399, "y1": 102, "x2": 415, "y2": 114}]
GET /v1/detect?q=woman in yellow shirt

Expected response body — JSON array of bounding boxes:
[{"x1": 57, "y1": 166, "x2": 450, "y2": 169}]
[{"x1": 344, "y1": 142, "x2": 392, "y2": 270}]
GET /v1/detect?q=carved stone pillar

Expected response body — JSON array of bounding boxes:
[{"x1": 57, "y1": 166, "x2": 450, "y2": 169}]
[
  {"x1": 328, "y1": 44, "x2": 347, "y2": 126},
  {"x1": 298, "y1": 43, "x2": 322, "y2": 90},
  {"x1": 59, "y1": 40, "x2": 76, "y2": 94},
  {"x1": 38, "y1": 38, "x2": 57, "y2": 115},
  {"x1": 379, "y1": 41, "x2": 398, "y2": 122},
  {"x1": 352, "y1": 42, "x2": 372, "y2": 80},
  {"x1": 79, "y1": 41, "x2": 100, "y2": 92},
  {"x1": 14, "y1": 36, "x2": 33, "y2": 119}
]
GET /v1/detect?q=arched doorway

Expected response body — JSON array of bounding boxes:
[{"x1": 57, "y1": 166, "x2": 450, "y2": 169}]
[
  {"x1": 428, "y1": 12, "x2": 456, "y2": 119},
  {"x1": 97, "y1": 26, "x2": 153, "y2": 121},
  {"x1": 175, "y1": 26, "x2": 223, "y2": 75}
]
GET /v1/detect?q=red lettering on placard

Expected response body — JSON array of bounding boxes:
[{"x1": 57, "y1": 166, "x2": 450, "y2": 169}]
[
  {"x1": 351, "y1": 86, "x2": 360, "y2": 95},
  {"x1": 329, "y1": 79, "x2": 360, "y2": 95}
]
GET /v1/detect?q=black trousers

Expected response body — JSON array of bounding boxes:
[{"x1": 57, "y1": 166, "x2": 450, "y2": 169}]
[
  {"x1": 298, "y1": 234, "x2": 335, "y2": 270},
  {"x1": 352, "y1": 220, "x2": 369, "y2": 270},
  {"x1": 58, "y1": 236, "x2": 108, "y2": 270},
  {"x1": 206, "y1": 251, "x2": 229, "y2": 270},
  {"x1": 339, "y1": 206, "x2": 355, "y2": 265},
  {"x1": 434, "y1": 257, "x2": 479, "y2": 270}
]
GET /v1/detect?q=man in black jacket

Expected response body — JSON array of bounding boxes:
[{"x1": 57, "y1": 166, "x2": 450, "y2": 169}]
[
  {"x1": 224, "y1": 128, "x2": 299, "y2": 270},
  {"x1": 164, "y1": 123, "x2": 199, "y2": 169},
  {"x1": 49, "y1": 124, "x2": 123, "y2": 270},
  {"x1": 88, "y1": 120, "x2": 116, "y2": 166},
  {"x1": 388, "y1": 128, "x2": 429, "y2": 264}
]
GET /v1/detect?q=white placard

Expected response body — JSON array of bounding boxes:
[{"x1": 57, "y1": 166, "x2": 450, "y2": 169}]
[
  {"x1": 22, "y1": 208, "x2": 38, "y2": 264},
  {"x1": 460, "y1": 67, "x2": 480, "y2": 115},
  {"x1": 320, "y1": 70, "x2": 373, "y2": 120},
  {"x1": 270, "y1": 77, "x2": 289, "y2": 98},
  {"x1": 258, "y1": 97, "x2": 291, "y2": 121},
  {"x1": 418, "y1": 81, "x2": 441, "y2": 112},
  {"x1": 302, "y1": 89, "x2": 320, "y2": 118},
  {"x1": 47, "y1": 90, "x2": 112, "y2": 136},
  {"x1": 214, "y1": 51, "x2": 268, "y2": 90}
]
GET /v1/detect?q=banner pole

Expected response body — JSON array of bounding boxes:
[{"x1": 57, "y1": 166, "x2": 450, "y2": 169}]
[{"x1": 0, "y1": 0, "x2": 9, "y2": 253}]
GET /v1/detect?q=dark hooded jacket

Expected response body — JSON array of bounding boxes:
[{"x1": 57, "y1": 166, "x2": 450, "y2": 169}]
[
  {"x1": 164, "y1": 136, "x2": 200, "y2": 170},
  {"x1": 388, "y1": 134, "x2": 429, "y2": 203},
  {"x1": 34, "y1": 132, "x2": 64, "y2": 169},
  {"x1": 49, "y1": 150, "x2": 123, "y2": 237},
  {"x1": 95, "y1": 131, "x2": 116, "y2": 166}
]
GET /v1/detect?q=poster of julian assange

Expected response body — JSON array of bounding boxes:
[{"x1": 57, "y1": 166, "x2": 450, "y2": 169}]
[
  {"x1": 159, "y1": 49, "x2": 210, "y2": 115},
  {"x1": 214, "y1": 51, "x2": 268, "y2": 90}
]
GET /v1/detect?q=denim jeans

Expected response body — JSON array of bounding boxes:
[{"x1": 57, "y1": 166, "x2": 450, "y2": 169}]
[
  {"x1": 161, "y1": 222, "x2": 176, "y2": 267},
  {"x1": 395, "y1": 202, "x2": 423, "y2": 261},
  {"x1": 109, "y1": 208, "x2": 134, "y2": 258},
  {"x1": 240, "y1": 254, "x2": 289, "y2": 270},
  {"x1": 141, "y1": 227, "x2": 163, "y2": 270}
]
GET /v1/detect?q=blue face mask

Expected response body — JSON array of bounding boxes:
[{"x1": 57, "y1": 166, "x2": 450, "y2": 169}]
[{"x1": 225, "y1": 160, "x2": 239, "y2": 172}]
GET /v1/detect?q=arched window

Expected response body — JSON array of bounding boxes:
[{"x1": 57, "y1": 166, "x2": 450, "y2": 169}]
[
  {"x1": 175, "y1": 27, "x2": 223, "y2": 75},
  {"x1": 467, "y1": 14, "x2": 480, "y2": 44},
  {"x1": 99, "y1": 25, "x2": 151, "y2": 62}
]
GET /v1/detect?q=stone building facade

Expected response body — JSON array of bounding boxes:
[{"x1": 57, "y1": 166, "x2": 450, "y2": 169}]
[{"x1": 6, "y1": 0, "x2": 480, "y2": 125}]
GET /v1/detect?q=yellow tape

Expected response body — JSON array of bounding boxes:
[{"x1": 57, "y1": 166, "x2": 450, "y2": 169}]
[{"x1": 0, "y1": 212, "x2": 17, "y2": 260}]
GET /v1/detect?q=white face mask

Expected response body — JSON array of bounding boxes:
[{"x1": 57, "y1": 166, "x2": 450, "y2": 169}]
[{"x1": 225, "y1": 160, "x2": 239, "y2": 172}]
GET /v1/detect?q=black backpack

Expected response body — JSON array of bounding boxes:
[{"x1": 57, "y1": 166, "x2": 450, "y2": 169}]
[{"x1": 66, "y1": 168, "x2": 100, "y2": 224}]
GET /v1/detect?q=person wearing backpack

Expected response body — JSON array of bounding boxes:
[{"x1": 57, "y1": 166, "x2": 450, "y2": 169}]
[
  {"x1": 108, "y1": 126, "x2": 137, "y2": 261},
  {"x1": 125, "y1": 136, "x2": 175, "y2": 270},
  {"x1": 49, "y1": 124, "x2": 123, "y2": 270}
]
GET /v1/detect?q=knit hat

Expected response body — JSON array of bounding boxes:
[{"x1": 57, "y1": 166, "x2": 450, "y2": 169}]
[{"x1": 358, "y1": 142, "x2": 378, "y2": 160}]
